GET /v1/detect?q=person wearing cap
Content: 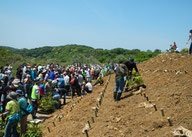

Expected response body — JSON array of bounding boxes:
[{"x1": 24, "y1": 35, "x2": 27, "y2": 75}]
[
  {"x1": 114, "y1": 57, "x2": 128, "y2": 101},
  {"x1": 16, "y1": 89, "x2": 28, "y2": 135},
  {"x1": 31, "y1": 78, "x2": 40, "y2": 119},
  {"x1": 124, "y1": 58, "x2": 139, "y2": 91},
  {"x1": 125, "y1": 58, "x2": 139, "y2": 75},
  {"x1": 0, "y1": 92, "x2": 20, "y2": 137},
  {"x1": 187, "y1": 30, "x2": 192, "y2": 54}
]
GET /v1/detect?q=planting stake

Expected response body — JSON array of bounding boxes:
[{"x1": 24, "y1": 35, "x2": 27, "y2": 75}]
[
  {"x1": 146, "y1": 96, "x2": 149, "y2": 101},
  {"x1": 144, "y1": 93, "x2": 146, "y2": 98},
  {"x1": 161, "y1": 108, "x2": 165, "y2": 117},
  {"x1": 87, "y1": 121, "x2": 91, "y2": 128},
  {"x1": 91, "y1": 117, "x2": 95, "y2": 123},
  {"x1": 153, "y1": 104, "x2": 157, "y2": 111},
  {"x1": 96, "y1": 107, "x2": 98, "y2": 112},
  {"x1": 95, "y1": 110, "x2": 97, "y2": 117},
  {"x1": 53, "y1": 122, "x2": 56, "y2": 127},
  {"x1": 167, "y1": 117, "x2": 173, "y2": 126},
  {"x1": 99, "y1": 100, "x2": 101, "y2": 106},
  {"x1": 148, "y1": 100, "x2": 151, "y2": 104},
  {"x1": 47, "y1": 127, "x2": 51, "y2": 133},
  {"x1": 85, "y1": 130, "x2": 89, "y2": 137}
]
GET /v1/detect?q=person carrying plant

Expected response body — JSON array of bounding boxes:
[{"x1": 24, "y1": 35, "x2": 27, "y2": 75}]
[
  {"x1": 187, "y1": 30, "x2": 192, "y2": 54},
  {"x1": 124, "y1": 58, "x2": 139, "y2": 91},
  {"x1": 93, "y1": 74, "x2": 104, "y2": 86},
  {"x1": 114, "y1": 57, "x2": 128, "y2": 101},
  {"x1": 0, "y1": 92, "x2": 20, "y2": 137}
]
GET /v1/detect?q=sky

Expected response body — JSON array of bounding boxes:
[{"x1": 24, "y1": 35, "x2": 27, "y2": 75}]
[{"x1": 0, "y1": 0, "x2": 191, "y2": 51}]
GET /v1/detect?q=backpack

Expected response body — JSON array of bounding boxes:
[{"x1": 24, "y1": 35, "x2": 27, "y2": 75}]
[
  {"x1": 20, "y1": 103, "x2": 33, "y2": 115},
  {"x1": 119, "y1": 65, "x2": 126, "y2": 76},
  {"x1": 8, "y1": 113, "x2": 20, "y2": 123},
  {"x1": 117, "y1": 65, "x2": 126, "y2": 79}
]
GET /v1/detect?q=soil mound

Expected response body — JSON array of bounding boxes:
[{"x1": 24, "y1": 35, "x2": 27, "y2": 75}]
[{"x1": 42, "y1": 53, "x2": 192, "y2": 137}]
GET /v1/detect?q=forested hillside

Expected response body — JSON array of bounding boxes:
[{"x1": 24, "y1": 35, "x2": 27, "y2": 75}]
[
  {"x1": 0, "y1": 46, "x2": 25, "y2": 66},
  {"x1": 2, "y1": 44, "x2": 161, "y2": 65}
]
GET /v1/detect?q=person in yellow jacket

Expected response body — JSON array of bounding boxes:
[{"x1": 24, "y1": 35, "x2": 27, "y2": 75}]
[{"x1": 31, "y1": 78, "x2": 40, "y2": 119}]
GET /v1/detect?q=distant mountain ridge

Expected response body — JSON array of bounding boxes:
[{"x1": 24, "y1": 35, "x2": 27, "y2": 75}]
[{"x1": 1, "y1": 44, "x2": 161, "y2": 65}]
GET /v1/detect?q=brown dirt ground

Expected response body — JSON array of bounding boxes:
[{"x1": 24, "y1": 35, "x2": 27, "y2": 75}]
[{"x1": 41, "y1": 53, "x2": 192, "y2": 137}]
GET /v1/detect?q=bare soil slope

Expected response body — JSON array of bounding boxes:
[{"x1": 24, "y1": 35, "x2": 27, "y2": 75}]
[{"x1": 42, "y1": 53, "x2": 192, "y2": 137}]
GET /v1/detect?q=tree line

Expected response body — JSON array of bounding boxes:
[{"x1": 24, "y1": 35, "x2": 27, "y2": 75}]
[{"x1": 2, "y1": 44, "x2": 162, "y2": 65}]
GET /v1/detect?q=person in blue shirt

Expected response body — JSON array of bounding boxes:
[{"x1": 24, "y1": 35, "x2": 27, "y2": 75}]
[
  {"x1": 57, "y1": 75, "x2": 66, "y2": 105},
  {"x1": 30, "y1": 68, "x2": 36, "y2": 81},
  {"x1": 49, "y1": 70, "x2": 55, "y2": 80}
]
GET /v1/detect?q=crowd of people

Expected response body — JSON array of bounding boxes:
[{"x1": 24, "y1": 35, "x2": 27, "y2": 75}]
[
  {"x1": 167, "y1": 42, "x2": 180, "y2": 53},
  {"x1": 0, "y1": 63, "x2": 112, "y2": 136}
]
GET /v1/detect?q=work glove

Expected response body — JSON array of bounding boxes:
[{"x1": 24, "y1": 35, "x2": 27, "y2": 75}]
[{"x1": 124, "y1": 76, "x2": 127, "y2": 81}]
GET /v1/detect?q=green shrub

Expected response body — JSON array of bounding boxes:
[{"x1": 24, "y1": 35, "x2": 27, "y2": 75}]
[
  {"x1": 24, "y1": 123, "x2": 43, "y2": 137},
  {"x1": 128, "y1": 70, "x2": 144, "y2": 89},
  {"x1": 0, "y1": 118, "x2": 6, "y2": 136},
  {"x1": 39, "y1": 92, "x2": 58, "y2": 112}
]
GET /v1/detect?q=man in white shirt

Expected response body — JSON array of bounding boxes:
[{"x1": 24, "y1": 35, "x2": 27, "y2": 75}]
[
  {"x1": 63, "y1": 72, "x2": 70, "y2": 95},
  {"x1": 85, "y1": 69, "x2": 91, "y2": 82},
  {"x1": 84, "y1": 82, "x2": 93, "y2": 93}
]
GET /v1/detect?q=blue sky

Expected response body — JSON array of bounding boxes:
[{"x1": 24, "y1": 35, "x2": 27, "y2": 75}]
[{"x1": 0, "y1": 0, "x2": 191, "y2": 51}]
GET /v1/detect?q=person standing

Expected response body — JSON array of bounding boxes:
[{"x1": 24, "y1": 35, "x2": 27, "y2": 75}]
[
  {"x1": 31, "y1": 78, "x2": 40, "y2": 119},
  {"x1": 16, "y1": 89, "x2": 28, "y2": 135},
  {"x1": 187, "y1": 30, "x2": 192, "y2": 54},
  {"x1": 114, "y1": 58, "x2": 128, "y2": 101},
  {"x1": 0, "y1": 92, "x2": 20, "y2": 137}
]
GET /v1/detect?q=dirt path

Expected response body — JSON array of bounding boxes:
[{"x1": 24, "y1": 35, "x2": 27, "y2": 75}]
[{"x1": 42, "y1": 76, "x2": 110, "y2": 137}]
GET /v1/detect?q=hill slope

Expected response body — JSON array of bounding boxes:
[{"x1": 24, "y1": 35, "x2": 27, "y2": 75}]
[
  {"x1": 3, "y1": 45, "x2": 161, "y2": 64},
  {"x1": 0, "y1": 46, "x2": 25, "y2": 66},
  {"x1": 42, "y1": 53, "x2": 192, "y2": 137}
]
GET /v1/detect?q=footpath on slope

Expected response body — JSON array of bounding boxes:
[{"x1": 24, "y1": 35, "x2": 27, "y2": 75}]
[{"x1": 42, "y1": 76, "x2": 110, "y2": 137}]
